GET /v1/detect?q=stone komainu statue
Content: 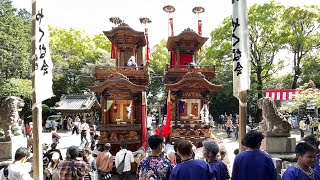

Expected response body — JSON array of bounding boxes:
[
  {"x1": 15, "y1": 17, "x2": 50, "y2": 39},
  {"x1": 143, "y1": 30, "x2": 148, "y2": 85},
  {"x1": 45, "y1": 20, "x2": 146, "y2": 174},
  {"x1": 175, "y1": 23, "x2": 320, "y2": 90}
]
[
  {"x1": 0, "y1": 96, "x2": 25, "y2": 141},
  {"x1": 258, "y1": 97, "x2": 291, "y2": 137}
]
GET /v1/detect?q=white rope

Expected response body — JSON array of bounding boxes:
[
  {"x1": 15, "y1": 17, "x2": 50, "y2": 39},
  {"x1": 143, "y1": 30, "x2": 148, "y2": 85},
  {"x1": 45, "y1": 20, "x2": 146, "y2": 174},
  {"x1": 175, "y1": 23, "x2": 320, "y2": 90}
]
[{"x1": 239, "y1": 100, "x2": 247, "y2": 107}]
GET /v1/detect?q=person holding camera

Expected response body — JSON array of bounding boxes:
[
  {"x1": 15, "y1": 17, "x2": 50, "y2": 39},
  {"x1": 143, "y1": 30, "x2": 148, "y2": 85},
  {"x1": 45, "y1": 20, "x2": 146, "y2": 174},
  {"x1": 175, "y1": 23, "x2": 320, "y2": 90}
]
[{"x1": 58, "y1": 146, "x2": 91, "y2": 180}]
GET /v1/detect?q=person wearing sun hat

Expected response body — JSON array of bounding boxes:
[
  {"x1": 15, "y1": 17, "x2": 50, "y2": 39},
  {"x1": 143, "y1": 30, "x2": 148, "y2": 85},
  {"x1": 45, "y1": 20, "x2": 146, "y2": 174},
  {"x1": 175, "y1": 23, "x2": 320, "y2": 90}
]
[{"x1": 44, "y1": 152, "x2": 60, "y2": 180}]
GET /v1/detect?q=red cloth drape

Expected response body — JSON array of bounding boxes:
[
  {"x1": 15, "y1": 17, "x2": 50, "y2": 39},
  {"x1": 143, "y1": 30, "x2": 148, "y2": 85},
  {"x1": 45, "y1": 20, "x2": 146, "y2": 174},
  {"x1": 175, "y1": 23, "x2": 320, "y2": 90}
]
[
  {"x1": 111, "y1": 27, "x2": 117, "y2": 59},
  {"x1": 111, "y1": 43, "x2": 117, "y2": 59},
  {"x1": 170, "y1": 53, "x2": 192, "y2": 67},
  {"x1": 198, "y1": 20, "x2": 202, "y2": 36},
  {"x1": 141, "y1": 92, "x2": 147, "y2": 149},
  {"x1": 156, "y1": 91, "x2": 171, "y2": 137},
  {"x1": 169, "y1": 18, "x2": 174, "y2": 36},
  {"x1": 145, "y1": 28, "x2": 150, "y2": 61}
]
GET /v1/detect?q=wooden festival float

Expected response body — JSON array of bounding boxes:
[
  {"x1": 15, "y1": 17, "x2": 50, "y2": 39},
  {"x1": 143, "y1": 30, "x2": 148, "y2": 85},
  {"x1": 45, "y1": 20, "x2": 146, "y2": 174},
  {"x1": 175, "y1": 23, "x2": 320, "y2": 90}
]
[
  {"x1": 90, "y1": 22, "x2": 150, "y2": 156},
  {"x1": 163, "y1": 28, "x2": 223, "y2": 143}
]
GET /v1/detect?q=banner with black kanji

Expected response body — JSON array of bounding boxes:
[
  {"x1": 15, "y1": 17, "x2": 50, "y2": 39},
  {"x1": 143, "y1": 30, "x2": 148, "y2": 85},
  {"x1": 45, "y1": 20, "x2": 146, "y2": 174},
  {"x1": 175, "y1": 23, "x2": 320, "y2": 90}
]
[
  {"x1": 33, "y1": 0, "x2": 53, "y2": 104},
  {"x1": 232, "y1": 0, "x2": 250, "y2": 99}
]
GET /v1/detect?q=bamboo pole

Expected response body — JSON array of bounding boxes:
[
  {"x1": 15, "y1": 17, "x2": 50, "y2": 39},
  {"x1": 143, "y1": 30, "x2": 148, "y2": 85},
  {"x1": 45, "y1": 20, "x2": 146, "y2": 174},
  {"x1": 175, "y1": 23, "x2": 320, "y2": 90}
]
[
  {"x1": 239, "y1": 91, "x2": 247, "y2": 152},
  {"x1": 31, "y1": 0, "x2": 44, "y2": 179}
]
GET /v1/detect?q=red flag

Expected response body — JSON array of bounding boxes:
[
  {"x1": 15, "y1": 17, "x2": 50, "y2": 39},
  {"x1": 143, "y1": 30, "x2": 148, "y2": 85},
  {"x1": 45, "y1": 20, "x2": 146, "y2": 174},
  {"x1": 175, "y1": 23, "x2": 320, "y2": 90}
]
[
  {"x1": 156, "y1": 91, "x2": 171, "y2": 137},
  {"x1": 145, "y1": 28, "x2": 150, "y2": 61},
  {"x1": 141, "y1": 92, "x2": 147, "y2": 149},
  {"x1": 169, "y1": 18, "x2": 174, "y2": 36},
  {"x1": 111, "y1": 43, "x2": 117, "y2": 59},
  {"x1": 198, "y1": 20, "x2": 202, "y2": 36}
]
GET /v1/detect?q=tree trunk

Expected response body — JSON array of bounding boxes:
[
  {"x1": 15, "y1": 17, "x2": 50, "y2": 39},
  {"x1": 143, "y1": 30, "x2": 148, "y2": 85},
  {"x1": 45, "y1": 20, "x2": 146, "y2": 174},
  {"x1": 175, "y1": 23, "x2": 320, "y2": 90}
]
[
  {"x1": 256, "y1": 65, "x2": 263, "y2": 122},
  {"x1": 292, "y1": 52, "x2": 302, "y2": 89},
  {"x1": 292, "y1": 73, "x2": 299, "y2": 89}
]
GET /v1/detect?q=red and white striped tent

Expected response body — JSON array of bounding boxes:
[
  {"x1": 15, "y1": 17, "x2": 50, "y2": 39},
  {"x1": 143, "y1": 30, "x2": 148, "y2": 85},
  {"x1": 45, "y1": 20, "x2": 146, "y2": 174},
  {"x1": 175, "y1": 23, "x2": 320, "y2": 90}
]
[{"x1": 264, "y1": 89, "x2": 299, "y2": 101}]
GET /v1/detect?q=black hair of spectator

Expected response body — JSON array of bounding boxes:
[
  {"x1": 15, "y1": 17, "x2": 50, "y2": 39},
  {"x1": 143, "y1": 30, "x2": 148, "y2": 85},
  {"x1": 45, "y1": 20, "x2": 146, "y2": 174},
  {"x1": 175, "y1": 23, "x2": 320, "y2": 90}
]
[
  {"x1": 120, "y1": 142, "x2": 127, "y2": 149},
  {"x1": 67, "y1": 145, "x2": 79, "y2": 159},
  {"x1": 14, "y1": 147, "x2": 30, "y2": 161},
  {"x1": 295, "y1": 142, "x2": 316, "y2": 156},
  {"x1": 177, "y1": 140, "x2": 193, "y2": 157},
  {"x1": 202, "y1": 140, "x2": 219, "y2": 156},
  {"x1": 148, "y1": 135, "x2": 164, "y2": 150},
  {"x1": 174, "y1": 139, "x2": 181, "y2": 152},
  {"x1": 241, "y1": 130, "x2": 264, "y2": 149},
  {"x1": 234, "y1": 148, "x2": 239, "y2": 155},
  {"x1": 303, "y1": 135, "x2": 320, "y2": 148}
]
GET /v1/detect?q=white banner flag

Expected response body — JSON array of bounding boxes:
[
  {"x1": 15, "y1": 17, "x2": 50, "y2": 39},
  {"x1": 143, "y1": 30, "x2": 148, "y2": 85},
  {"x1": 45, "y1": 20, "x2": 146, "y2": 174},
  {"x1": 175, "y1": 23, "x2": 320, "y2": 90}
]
[
  {"x1": 33, "y1": 0, "x2": 53, "y2": 104},
  {"x1": 232, "y1": 0, "x2": 250, "y2": 100}
]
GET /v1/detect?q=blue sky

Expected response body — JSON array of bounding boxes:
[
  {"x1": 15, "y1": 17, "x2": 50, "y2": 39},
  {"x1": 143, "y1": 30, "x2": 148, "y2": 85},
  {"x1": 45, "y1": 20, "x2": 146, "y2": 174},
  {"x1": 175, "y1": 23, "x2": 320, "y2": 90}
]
[{"x1": 12, "y1": 0, "x2": 319, "y2": 48}]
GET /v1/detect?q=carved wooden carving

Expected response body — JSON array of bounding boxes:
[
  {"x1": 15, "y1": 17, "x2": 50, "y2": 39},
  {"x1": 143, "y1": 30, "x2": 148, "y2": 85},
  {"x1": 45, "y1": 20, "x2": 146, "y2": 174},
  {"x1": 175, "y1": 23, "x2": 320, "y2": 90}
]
[
  {"x1": 108, "y1": 92, "x2": 132, "y2": 99},
  {"x1": 181, "y1": 92, "x2": 203, "y2": 99}
]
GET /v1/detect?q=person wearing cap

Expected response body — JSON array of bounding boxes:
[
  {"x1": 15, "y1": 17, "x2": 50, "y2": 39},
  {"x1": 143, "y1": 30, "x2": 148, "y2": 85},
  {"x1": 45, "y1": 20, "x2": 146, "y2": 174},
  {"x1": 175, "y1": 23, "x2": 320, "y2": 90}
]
[
  {"x1": 44, "y1": 152, "x2": 60, "y2": 180},
  {"x1": 96, "y1": 143, "x2": 114, "y2": 180},
  {"x1": 58, "y1": 145, "x2": 91, "y2": 180},
  {"x1": 45, "y1": 142, "x2": 63, "y2": 161}
]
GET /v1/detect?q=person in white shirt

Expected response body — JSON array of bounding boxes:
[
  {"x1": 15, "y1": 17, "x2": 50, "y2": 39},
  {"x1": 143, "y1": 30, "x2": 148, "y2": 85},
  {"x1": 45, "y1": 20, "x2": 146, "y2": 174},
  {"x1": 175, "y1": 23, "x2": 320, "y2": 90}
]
[
  {"x1": 115, "y1": 143, "x2": 134, "y2": 180},
  {"x1": 1, "y1": 147, "x2": 33, "y2": 180},
  {"x1": 80, "y1": 120, "x2": 90, "y2": 146},
  {"x1": 72, "y1": 116, "x2": 80, "y2": 135}
]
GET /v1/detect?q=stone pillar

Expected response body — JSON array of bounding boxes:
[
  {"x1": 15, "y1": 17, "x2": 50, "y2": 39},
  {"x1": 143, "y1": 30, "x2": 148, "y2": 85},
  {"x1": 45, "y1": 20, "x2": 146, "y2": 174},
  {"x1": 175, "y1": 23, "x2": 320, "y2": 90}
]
[
  {"x1": 0, "y1": 136, "x2": 27, "y2": 161},
  {"x1": 260, "y1": 137, "x2": 296, "y2": 153}
]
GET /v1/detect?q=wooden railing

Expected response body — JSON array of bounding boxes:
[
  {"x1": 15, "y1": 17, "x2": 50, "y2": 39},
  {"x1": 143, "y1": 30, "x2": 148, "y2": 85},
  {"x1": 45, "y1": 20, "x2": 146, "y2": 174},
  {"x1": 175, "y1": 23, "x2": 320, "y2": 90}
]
[
  {"x1": 94, "y1": 66, "x2": 149, "y2": 80},
  {"x1": 165, "y1": 64, "x2": 215, "y2": 73}
]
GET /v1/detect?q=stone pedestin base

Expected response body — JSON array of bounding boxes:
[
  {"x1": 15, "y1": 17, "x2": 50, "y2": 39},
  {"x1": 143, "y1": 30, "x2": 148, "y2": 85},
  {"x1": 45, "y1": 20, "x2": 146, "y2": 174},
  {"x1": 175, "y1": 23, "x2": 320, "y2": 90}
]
[
  {"x1": 0, "y1": 136, "x2": 27, "y2": 161},
  {"x1": 260, "y1": 137, "x2": 296, "y2": 153}
]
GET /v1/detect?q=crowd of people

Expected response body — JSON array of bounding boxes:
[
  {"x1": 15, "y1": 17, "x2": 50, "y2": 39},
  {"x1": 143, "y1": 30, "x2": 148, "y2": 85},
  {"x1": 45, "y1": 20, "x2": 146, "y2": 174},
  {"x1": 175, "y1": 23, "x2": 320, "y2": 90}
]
[
  {"x1": 3, "y1": 118, "x2": 320, "y2": 180},
  {"x1": 3, "y1": 130, "x2": 320, "y2": 179}
]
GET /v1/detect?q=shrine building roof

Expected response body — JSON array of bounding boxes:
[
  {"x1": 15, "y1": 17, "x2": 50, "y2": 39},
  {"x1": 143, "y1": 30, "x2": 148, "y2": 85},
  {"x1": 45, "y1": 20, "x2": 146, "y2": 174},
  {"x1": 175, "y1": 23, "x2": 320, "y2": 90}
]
[
  {"x1": 103, "y1": 24, "x2": 146, "y2": 49},
  {"x1": 89, "y1": 72, "x2": 147, "y2": 93},
  {"x1": 52, "y1": 94, "x2": 101, "y2": 112},
  {"x1": 165, "y1": 71, "x2": 223, "y2": 92},
  {"x1": 167, "y1": 28, "x2": 208, "y2": 51}
]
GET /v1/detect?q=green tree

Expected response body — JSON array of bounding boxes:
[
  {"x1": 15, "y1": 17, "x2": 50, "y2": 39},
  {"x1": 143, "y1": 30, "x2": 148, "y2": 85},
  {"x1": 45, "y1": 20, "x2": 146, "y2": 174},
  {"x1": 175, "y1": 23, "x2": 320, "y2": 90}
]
[
  {"x1": 148, "y1": 39, "x2": 168, "y2": 106},
  {"x1": 249, "y1": 2, "x2": 285, "y2": 99},
  {"x1": 92, "y1": 33, "x2": 111, "y2": 52},
  {"x1": 289, "y1": 81, "x2": 320, "y2": 115},
  {"x1": 204, "y1": 2, "x2": 285, "y2": 119},
  {"x1": 281, "y1": 5, "x2": 320, "y2": 89},
  {"x1": 0, "y1": 0, "x2": 31, "y2": 80},
  {"x1": 46, "y1": 27, "x2": 107, "y2": 106},
  {"x1": 301, "y1": 52, "x2": 320, "y2": 86}
]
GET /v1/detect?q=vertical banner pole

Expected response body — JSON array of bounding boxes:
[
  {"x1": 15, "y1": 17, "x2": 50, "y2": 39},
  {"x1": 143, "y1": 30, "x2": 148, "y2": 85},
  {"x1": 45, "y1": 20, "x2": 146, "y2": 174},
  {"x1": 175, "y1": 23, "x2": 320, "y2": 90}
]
[
  {"x1": 232, "y1": 0, "x2": 250, "y2": 152},
  {"x1": 31, "y1": 0, "x2": 43, "y2": 179},
  {"x1": 239, "y1": 91, "x2": 247, "y2": 152}
]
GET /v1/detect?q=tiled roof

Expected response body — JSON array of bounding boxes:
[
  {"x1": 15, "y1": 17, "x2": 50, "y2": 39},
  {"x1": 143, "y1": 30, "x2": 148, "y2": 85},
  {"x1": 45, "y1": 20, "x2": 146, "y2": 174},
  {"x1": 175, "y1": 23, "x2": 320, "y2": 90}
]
[{"x1": 52, "y1": 94, "x2": 100, "y2": 111}]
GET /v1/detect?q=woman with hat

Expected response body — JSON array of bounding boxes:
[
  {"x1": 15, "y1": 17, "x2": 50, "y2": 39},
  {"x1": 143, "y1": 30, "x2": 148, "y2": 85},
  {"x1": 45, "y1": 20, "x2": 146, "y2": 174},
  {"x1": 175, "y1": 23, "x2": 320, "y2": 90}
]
[{"x1": 44, "y1": 152, "x2": 60, "y2": 180}]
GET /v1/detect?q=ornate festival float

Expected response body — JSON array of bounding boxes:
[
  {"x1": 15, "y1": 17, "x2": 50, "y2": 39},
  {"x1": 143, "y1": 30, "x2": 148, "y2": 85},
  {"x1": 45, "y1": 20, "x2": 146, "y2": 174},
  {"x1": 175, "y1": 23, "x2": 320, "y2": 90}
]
[
  {"x1": 161, "y1": 5, "x2": 223, "y2": 143},
  {"x1": 90, "y1": 17, "x2": 150, "y2": 157}
]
